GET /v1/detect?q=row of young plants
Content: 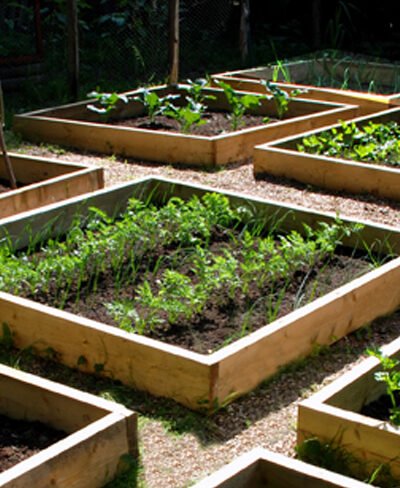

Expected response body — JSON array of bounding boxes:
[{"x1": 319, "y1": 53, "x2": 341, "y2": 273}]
[
  {"x1": 297, "y1": 120, "x2": 400, "y2": 167},
  {"x1": 87, "y1": 79, "x2": 293, "y2": 133},
  {"x1": 0, "y1": 192, "x2": 375, "y2": 353}
]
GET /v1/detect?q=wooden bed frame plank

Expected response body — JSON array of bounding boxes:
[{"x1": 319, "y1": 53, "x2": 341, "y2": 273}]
[
  {"x1": 253, "y1": 107, "x2": 400, "y2": 202},
  {"x1": 0, "y1": 364, "x2": 137, "y2": 487},
  {"x1": 193, "y1": 447, "x2": 370, "y2": 487},
  {"x1": 1, "y1": 177, "x2": 400, "y2": 410},
  {"x1": 13, "y1": 85, "x2": 359, "y2": 166},
  {"x1": 298, "y1": 335, "x2": 400, "y2": 477},
  {"x1": 0, "y1": 152, "x2": 104, "y2": 218}
]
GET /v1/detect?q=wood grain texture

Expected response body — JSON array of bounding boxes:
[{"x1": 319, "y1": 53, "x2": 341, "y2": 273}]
[
  {"x1": 13, "y1": 85, "x2": 357, "y2": 166},
  {"x1": 193, "y1": 448, "x2": 370, "y2": 487},
  {"x1": 1, "y1": 177, "x2": 400, "y2": 410},
  {"x1": 298, "y1": 336, "x2": 400, "y2": 478},
  {"x1": 254, "y1": 107, "x2": 400, "y2": 201},
  {"x1": 0, "y1": 153, "x2": 104, "y2": 218},
  {"x1": 0, "y1": 364, "x2": 137, "y2": 487}
]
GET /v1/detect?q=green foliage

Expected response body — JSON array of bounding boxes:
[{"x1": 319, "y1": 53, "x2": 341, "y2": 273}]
[
  {"x1": 295, "y1": 437, "x2": 399, "y2": 488},
  {"x1": 260, "y1": 80, "x2": 291, "y2": 119},
  {"x1": 180, "y1": 78, "x2": 216, "y2": 106},
  {"x1": 86, "y1": 90, "x2": 129, "y2": 120},
  {"x1": 367, "y1": 348, "x2": 400, "y2": 425},
  {"x1": 164, "y1": 99, "x2": 207, "y2": 133},
  {"x1": 296, "y1": 437, "x2": 355, "y2": 478},
  {"x1": 215, "y1": 80, "x2": 265, "y2": 130},
  {"x1": 298, "y1": 120, "x2": 400, "y2": 167},
  {"x1": 296, "y1": 436, "x2": 399, "y2": 487},
  {"x1": 133, "y1": 88, "x2": 180, "y2": 123},
  {"x1": 103, "y1": 454, "x2": 145, "y2": 488},
  {"x1": 0, "y1": 192, "x2": 369, "y2": 351},
  {"x1": 0, "y1": 323, "x2": 13, "y2": 349}
]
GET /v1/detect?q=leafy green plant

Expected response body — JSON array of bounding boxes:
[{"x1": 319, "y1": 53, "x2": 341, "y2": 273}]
[
  {"x1": 215, "y1": 80, "x2": 265, "y2": 130},
  {"x1": 133, "y1": 88, "x2": 180, "y2": 123},
  {"x1": 162, "y1": 78, "x2": 218, "y2": 133},
  {"x1": 0, "y1": 190, "x2": 372, "y2": 352},
  {"x1": 86, "y1": 90, "x2": 129, "y2": 120},
  {"x1": 180, "y1": 78, "x2": 216, "y2": 106},
  {"x1": 260, "y1": 80, "x2": 291, "y2": 119},
  {"x1": 367, "y1": 348, "x2": 400, "y2": 425},
  {"x1": 164, "y1": 98, "x2": 207, "y2": 134},
  {"x1": 298, "y1": 120, "x2": 400, "y2": 167}
]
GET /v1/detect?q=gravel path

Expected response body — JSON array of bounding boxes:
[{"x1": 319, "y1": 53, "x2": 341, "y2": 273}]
[{"x1": 10, "y1": 142, "x2": 400, "y2": 486}]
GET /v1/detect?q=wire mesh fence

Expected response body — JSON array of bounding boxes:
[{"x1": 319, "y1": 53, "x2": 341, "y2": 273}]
[{"x1": 3, "y1": 0, "x2": 400, "y2": 109}]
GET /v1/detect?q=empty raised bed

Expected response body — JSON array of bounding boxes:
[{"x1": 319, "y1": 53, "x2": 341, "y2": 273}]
[
  {"x1": 0, "y1": 177, "x2": 400, "y2": 411},
  {"x1": 0, "y1": 152, "x2": 104, "y2": 218},
  {"x1": 12, "y1": 84, "x2": 358, "y2": 166},
  {"x1": 0, "y1": 363, "x2": 137, "y2": 487}
]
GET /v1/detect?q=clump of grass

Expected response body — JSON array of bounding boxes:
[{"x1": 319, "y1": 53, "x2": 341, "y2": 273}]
[{"x1": 297, "y1": 437, "x2": 399, "y2": 487}]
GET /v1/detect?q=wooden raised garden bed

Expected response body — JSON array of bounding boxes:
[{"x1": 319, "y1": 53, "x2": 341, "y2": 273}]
[
  {"x1": 298, "y1": 335, "x2": 400, "y2": 479},
  {"x1": 1, "y1": 177, "x2": 400, "y2": 411},
  {"x1": 12, "y1": 84, "x2": 359, "y2": 166},
  {"x1": 193, "y1": 447, "x2": 370, "y2": 487},
  {"x1": 0, "y1": 152, "x2": 104, "y2": 219},
  {"x1": 211, "y1": 53, "x2": 398, "y2": 115},
  {"x1": 253, "y1": 107, "x2": 400, "y2": 202},
  {"x1": 0, "y1": 363, "x2": 137, "y2": 487}
]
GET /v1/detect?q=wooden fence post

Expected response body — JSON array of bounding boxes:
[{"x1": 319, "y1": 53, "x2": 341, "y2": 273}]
[{"x1": 169, "y1": 0, "x2": 179, "y2": 84}]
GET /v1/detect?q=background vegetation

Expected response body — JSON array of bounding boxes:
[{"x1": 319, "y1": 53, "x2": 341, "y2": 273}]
[{"x1": 1, "y1": 0, "x2": 400, "y2": 123}]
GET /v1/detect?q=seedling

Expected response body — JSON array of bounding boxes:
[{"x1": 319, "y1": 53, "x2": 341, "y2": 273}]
[
  {"x1": 0, "y1": 192, "x2": 368, "y2": 354},
  {"x1": 164, "y1": 98, "x2": 207, "y2": 133},
  {"x1": 215, "y1": 80, "x2": 265, "y2": 130},
  {"x1": 367, "y1": 348, "x2": 400, "y2": 426},
  {"x1": 86, "y1": 90, "x2": 129, "y2": 121},
  {"x1": 180, "y1": 78, "x2": 216, "y2": 106},
  {"x1": 166, "y1": 79, "x2": 216, "y2": 133},
  {"x1": 133, "y1": 88, "x2": 180, "y2": 123}
]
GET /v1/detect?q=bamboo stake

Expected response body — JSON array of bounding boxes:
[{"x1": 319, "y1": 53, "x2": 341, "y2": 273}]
[{"x1": 0, "y1": 83, "x2": 17, "y2": 189}]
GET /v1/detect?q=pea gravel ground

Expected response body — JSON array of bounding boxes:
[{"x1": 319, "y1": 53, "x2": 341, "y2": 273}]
[{"x1": 8, "y1": 141, "x2": 400, "y2": 486}]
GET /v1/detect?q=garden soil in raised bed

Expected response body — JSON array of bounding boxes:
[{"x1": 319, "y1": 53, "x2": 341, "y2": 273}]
[
  {"x1": 110, "y1": 112, "x2": 273, "y2": 136},
  {"x1": 360, "y1": 394, "x2": 395, "y2": 423},
  {"x1": 0, "y1": 178, "x2": 24, "y2": 194},
  {"x1": 15, "y1": 226, "x2": 373, "y2": 354},
  {"x1": 0, "y1": 414, "x2": 66, "y2": 473},
  {"x1": 6, "y1": 137, "x2": 400, "y2": 487},
  {"x1": 65, "y1": 252, "x2": 370, "y2": 354}
]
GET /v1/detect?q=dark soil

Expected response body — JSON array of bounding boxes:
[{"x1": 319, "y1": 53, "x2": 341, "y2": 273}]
[
  {"x1": 360, "y1": 392, "x2": 400, "y2": 423},
  {"x1": 0, "y1": 178, "x2": 21, "y2": 194},
  {"x1": 0, "y1": 414, "x2": 66, "y2": 473},
  {"x1": 27, "y1": 240, "x2": 372, "y2": 354},
  {"x1": 110, "y1": 111, "x2": 274, "y2": 136}
]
